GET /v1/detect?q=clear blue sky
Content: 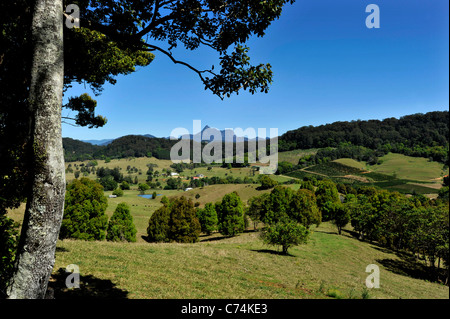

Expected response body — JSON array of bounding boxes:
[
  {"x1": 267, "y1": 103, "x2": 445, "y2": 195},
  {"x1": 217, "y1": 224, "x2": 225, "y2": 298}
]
[{"x1": 62, "y1": 0, "x2": 449, "y2": 141}]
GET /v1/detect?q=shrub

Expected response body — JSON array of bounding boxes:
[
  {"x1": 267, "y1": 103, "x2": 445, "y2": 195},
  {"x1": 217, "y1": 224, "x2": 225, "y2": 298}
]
[
  {"x1": 100, "y1": 175, "x2": 118, "y2": 191},
  {"x1": 147, "y1": 196, "x2": 201, "y2": 243},
  {"x1": 112, "y1": 188, "x2": 124, "y2": 197},
  {"x1": 261, "y1": 219, "x2": 310, "y2": 255},
  {"x1": 106, "y1": 203, "x2": 136, "y2": 242},
  {"x1": 0, "y1": 215, "x2": 19, "y2": 292},
  {"x1": 60, "y1": 178, "x2": 108, "y2": 241},
  {"x1": 138, "y1": 183, "x2": 150, "y2": 194},
  {"x1": 147, "y1": 205, "x2": 171, "y2": 242},
  {"x1": 120, "y1": 181, "x2": 130, "y2": 190},
  {"x1": 258, "y1": 175, "x2": 278, "y2": 190},
  {"x1": 216, "y1": 192, "x2": 245, "y2": 237},
  {"x1": 196, "y1": 203, "x2": 218, "y2": 235}
]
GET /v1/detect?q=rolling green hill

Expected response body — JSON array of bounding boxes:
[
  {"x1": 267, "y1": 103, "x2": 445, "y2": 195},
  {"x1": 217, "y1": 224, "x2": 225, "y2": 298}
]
[{"x1": 50, "y1": 222, "x2": 449, "y2": 299}]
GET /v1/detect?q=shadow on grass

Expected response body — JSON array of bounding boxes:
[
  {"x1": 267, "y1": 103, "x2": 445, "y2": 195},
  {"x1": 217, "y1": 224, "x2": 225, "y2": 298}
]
[
  {"x1": 200, "y1": 235, "x2": 230, "y2": 242},
  {"x1": 47, "y1": 268, "x2": 129, "y2": 299},
  {"x1": 251, "y1": 249, "x2": 296, "y2": 257},
  {"x1": 376, "y1": 258, "x2": 448, "y2": 285}
]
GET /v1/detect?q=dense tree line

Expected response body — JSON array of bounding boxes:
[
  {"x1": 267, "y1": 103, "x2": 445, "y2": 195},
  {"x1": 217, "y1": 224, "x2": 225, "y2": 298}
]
[
  {"x1": 63, "y1": 135, "x2": 177, "y2": 162},
  {"x1": 280, "y1": 111, "x2": 449, "y2": 164}
]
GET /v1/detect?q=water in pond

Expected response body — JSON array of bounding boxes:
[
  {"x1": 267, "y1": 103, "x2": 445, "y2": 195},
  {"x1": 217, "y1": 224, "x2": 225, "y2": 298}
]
[{"x1": 138, "y1": 194, "x2": 162, "y2": 199}]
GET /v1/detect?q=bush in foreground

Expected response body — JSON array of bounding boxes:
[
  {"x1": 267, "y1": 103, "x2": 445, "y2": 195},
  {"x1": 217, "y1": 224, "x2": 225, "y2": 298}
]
[
  {"x1": 261, "y1": 219, "x2": 310, "y2": 255},
  {"x1": 60, "y1": 178, "x2": 108, "y2": 241},
  {"x1": 147, "y1": 196, "x2": 201, "y2": 243},
  {"x1": 216, "y1": 192, "x2": 245, "y2": 237},
  {"x1": 196, "y1": 203, "x2": 218, "y2": 235},
  {"x1": 106, "y1": 203, "x2": 136, "y2": 242}
]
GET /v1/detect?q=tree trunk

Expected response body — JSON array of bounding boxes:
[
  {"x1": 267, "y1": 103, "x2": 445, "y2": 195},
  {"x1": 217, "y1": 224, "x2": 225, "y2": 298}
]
[{"x1": 7, "y1": 0, "x2": 65, "y2": 299}]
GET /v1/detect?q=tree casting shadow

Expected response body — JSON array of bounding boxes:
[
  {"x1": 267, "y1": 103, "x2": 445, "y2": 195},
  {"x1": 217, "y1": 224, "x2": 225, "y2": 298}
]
[
  {"x1": 251, "y1": 249, "x2": 296, "y2": 257},
  {"x1": 47, "y1": 268, "x2": 129, "y2": 299}
]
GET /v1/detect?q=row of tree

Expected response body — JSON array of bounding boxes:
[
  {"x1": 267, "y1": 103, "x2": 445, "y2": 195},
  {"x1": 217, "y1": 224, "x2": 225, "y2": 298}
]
[
  {"x1": 146, "y1": 192, "x2": 248, "y2": 243},
  {"x1": 60, "y1": 178, "x2": 137, "y2": 243}
]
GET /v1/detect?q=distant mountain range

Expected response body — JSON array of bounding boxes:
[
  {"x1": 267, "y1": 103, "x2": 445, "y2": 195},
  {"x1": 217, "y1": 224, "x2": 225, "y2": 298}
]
[{"x1": 82, "y1": 127, "x2": 268, "y2": 145}]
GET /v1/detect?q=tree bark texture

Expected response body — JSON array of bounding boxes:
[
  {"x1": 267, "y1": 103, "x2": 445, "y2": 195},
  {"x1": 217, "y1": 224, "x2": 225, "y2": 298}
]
[{"x1": 7, "y1": 0, "x2": 65, "y2": 299}]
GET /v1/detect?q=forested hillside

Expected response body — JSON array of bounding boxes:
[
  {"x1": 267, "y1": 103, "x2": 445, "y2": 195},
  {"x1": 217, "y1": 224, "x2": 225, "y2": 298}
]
[
  {"x1": 63, "y1": 135, "x2": 177, "y2": 161},
  {"x1": 279, "y1": 111, "x2": 449, "y2": 163}
]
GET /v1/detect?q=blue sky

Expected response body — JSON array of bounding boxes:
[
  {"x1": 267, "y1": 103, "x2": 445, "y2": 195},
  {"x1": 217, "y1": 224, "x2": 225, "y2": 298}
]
[{"x1": 62, "y1": 0, "x2": 449, "y2": 141}]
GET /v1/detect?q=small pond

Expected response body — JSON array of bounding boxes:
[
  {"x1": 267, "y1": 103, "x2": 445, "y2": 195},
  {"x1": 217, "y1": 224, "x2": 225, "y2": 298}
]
[{"x1": 138, "y1": 194, "x2": 162, "y2": 199}]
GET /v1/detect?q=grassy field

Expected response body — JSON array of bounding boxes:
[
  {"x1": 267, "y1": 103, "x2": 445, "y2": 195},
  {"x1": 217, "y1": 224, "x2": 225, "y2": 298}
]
[
  {"x1": 370, "y1": 153, "x2": 448, "y2": 182},
  {"x1": 50, "y1": 222, "x2": 449, "y2": 299},
  {"x1": 65, "y1": 157, "x2": 258, "y2": 189},
  {"x1": 278, "y1": 149, "x2": 319, "y2": 165},
  {"x1": 333, "y1": 158, "x2": 368, "y2": 170}
]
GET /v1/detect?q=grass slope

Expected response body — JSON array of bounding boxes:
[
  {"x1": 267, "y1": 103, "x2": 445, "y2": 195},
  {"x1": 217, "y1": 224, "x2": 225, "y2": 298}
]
[
  {"x1": 371, "y1": 153, "x2": 448, "y2": 182},
  {"x1": 51, "y1": 222, "x2": 449, "y2": 299}
]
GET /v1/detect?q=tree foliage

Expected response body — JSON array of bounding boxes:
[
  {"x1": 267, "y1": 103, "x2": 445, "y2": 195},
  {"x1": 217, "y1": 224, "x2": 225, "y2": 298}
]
[
  {"x1": 261, "y1": 219, "x2": 310, "y2": 255},
  {"x1": 196, "y1": 203, "x2": 218, "y2": 235},
  {"x1": 106, "y1": 203, "x2": 137, "y2": 242},
  {"x1": 60, "y1": 178, "x2": 109, "y2": 241},
  {"x1": 147, "y1": 196, "x2": 201, "y2": 243},
  {"x1": 216, "y1": 192, "x2": 245, "y2": 236},
  {"x1": 280, "y1": 111, "x2": 449, "y2": 164}
]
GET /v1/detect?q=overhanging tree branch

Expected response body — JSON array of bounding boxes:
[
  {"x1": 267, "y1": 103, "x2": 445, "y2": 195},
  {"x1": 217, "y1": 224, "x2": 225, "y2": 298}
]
[{"x1": 142, "y1": 42, "x2": 223, "y2": 99}]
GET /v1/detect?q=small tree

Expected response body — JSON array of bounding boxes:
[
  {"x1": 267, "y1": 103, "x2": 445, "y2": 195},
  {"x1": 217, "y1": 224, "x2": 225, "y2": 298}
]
[
  {"x1": 100, "y1": 175, "x2": 118, "y2": 191},
  {"x1": 315, "y1": 180, "x2": 341, "y2": 221},
  {"x1": 261, "y1": 219, "x2": 310, "y2": 255},
  {"x1": 196, "y1": 203, "x2": 218, "y2": 235},
  {"x1": 332, "y1": 203, "x2": 351, "y2": 235},
  {"x1": 247, "y1": 193, "x2": 269, "y2": 230},
  {"x1": 258, "y1": 175, "x2": 278, "y2": 190},
  {"x1": 60, "y1": 178, "x2": 108, "y2": 241},
  {"x1": 169, "y1": 197, "x2": 201, "y2": 243},
  {"x1": 120, "y1": 181, "x2": 130, "y2": 190},
  {"x1": 152, "y1": 191, "x2": 157, "y2": 199},
  {"x1": 138, "y1": 183, "x2": 150, "y2": 194},
  {"x1": 112, "y1": 188, "x2": 124, "y2": 197},
  {"x1": 216, "y1": 192, "x2": 245, "y2": 236},
  {"x1": 106, "y1": 203, "x2": 137, "y2": 242},
  {"x1": 147, "y1": 205, "x2": 171, "y2": 243},
  {"x1": 147, "y1": 196, "x2": 201, "y2": 243},
  {"x1": 160, "y1": 195, "x2": 169, "y2": 206}
]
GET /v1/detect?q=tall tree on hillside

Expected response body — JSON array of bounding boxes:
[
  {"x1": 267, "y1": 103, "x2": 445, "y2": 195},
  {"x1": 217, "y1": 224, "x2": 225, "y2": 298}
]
[{"x1": 1, "y1": 0, "x2": 294, "y2": 298}]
